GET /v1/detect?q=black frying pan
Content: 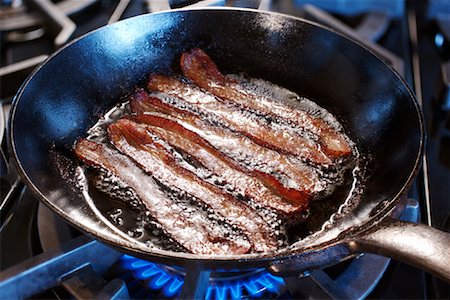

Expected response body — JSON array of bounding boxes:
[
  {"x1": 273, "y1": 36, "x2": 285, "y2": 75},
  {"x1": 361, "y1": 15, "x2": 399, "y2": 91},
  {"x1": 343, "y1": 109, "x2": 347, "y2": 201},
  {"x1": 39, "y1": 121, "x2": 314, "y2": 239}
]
[{"x1": 7, "y1": 8, "x2": 450, "y2": 281}]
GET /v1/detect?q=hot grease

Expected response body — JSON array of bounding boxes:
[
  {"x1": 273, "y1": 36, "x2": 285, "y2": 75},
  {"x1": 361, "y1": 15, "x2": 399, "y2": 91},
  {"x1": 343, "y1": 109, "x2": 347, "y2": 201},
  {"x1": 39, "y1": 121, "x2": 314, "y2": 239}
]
[{"x1": 72, "y1": 74, "x2": 363, "y2": 253}]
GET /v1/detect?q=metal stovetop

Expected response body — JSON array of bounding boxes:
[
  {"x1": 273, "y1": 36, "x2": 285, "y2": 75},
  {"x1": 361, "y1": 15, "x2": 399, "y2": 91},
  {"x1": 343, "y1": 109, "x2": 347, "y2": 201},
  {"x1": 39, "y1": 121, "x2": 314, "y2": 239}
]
[{"x1": 0, "y1": 0, "x2": 449, "y2": 299}]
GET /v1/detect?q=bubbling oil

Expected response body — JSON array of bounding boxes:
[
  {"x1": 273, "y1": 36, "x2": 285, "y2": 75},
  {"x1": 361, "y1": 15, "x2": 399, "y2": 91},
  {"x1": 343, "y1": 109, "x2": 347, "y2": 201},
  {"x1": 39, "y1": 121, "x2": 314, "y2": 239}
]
[{"x1": 70, "y1": 74, "x2": 363, "y2": 253}]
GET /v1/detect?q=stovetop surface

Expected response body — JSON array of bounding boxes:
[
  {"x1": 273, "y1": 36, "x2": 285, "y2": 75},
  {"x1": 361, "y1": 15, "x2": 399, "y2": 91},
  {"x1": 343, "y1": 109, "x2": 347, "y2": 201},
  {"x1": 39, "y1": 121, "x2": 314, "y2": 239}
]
[{"x1": 1, "y1": 0, "x2": 449, "y2": 299}]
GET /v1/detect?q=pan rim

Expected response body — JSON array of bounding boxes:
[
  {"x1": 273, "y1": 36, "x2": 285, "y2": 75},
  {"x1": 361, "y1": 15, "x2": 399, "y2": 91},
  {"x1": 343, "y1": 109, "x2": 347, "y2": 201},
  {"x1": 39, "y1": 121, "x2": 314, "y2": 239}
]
[{"x1": 7, "y1": 7, "x2": 425, "y2": 264}]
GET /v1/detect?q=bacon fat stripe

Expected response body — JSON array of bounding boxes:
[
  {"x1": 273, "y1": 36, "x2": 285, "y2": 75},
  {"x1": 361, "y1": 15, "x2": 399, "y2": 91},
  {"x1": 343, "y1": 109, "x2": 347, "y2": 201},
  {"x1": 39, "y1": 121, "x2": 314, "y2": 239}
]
[
  {"x1": 129, "y1": 114, "x2": 309, "y2": 216},
  {"x1": 180, "y1": 48, "x2": 352, "y2": 158},
  {"x1": 146, "y1": 74, "x2": 333, "y2": 165},
  {"x1": 74, "y1": 139, "x2": 251, "y2": 255},
  {"x1": 129, "y1": 89, "x2": 327, "y2": 195},
  {"x1": 107, "y1": 119, "x2": 280, "y2": 252}
]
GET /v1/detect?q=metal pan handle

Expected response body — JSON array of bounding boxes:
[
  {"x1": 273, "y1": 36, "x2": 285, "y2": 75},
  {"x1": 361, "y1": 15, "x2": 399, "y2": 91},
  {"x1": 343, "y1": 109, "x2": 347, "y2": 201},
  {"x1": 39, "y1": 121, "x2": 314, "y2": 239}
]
[{"x1": 349, "y1": 217, "x2": 450, "y2": 282}]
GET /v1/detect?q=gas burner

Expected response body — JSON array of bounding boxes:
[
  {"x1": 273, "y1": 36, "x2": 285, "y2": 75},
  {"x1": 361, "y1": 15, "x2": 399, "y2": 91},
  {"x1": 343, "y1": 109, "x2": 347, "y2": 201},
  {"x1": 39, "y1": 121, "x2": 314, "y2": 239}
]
[
  {"x1": 117, "y1": 255, "x2": 284, "y2": 299},
  {"x1": 0, "y1": 198, "x2": 421, "y2": 299},
  {"x1": 111, "y1": 201, "x2": 421, "y2": 300}
]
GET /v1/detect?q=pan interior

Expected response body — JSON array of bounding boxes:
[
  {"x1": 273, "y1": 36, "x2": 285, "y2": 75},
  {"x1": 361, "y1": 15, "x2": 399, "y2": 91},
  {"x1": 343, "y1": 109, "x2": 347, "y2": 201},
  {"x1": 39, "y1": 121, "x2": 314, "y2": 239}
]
[
  {"x1": 67, "y1": 82, "x2": 363, "y2": 253},
  {"x1": 10, "y1": 8, "x2": 423, "y2": 263}
]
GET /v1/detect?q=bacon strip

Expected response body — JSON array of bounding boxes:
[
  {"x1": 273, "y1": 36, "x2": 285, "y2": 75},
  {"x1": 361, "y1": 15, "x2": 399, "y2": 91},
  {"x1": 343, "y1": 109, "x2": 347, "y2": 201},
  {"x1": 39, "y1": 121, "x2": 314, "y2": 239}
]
[
  {"x1": 129, "y1": 114, "x2": 309, "y2": 216},
  {"x1": 107, "y1": 119, "x2": 280, "y2": 252},
  {"x1": 74, "y1": 139, "x2": 251, "y2": 255},
  {"x1": 129, "y1": 90, "x2": 327, "y2": 195},
  {"x1": 180, "y1": 48, "x2": 352, "y2": 158},
  {"x1": 146, "y1": 75, "x2": 333, "y2": 165}
]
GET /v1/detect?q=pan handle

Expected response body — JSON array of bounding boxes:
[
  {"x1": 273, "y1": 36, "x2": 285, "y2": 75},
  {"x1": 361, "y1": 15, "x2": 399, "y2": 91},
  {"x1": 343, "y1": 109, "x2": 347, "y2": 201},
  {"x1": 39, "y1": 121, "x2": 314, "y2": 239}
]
[{"x1": 349, "y1": 217, "x2": 450, "y2": 282}]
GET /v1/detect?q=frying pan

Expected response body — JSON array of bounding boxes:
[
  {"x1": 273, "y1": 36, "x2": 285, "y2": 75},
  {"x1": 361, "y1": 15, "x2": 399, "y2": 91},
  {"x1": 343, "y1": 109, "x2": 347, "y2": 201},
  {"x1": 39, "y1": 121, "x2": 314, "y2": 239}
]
[{"x1": 7, "y1": 8, "x2": 450, "y2": 282}]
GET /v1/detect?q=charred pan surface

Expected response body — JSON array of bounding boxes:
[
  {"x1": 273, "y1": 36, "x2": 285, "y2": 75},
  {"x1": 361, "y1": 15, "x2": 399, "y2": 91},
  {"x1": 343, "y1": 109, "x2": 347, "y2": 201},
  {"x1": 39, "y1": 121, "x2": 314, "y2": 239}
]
[
  {"x1": 107, "y1": 119, "x2": 280, "y2": 252},
  {"x1": 74, "y1": 139, "x2": 251, "y2": 255}
]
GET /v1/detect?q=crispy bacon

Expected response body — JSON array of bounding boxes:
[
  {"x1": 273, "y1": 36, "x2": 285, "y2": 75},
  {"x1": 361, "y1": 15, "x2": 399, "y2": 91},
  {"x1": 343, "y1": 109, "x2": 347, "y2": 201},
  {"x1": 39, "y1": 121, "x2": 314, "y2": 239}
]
[
  {"x1": 74, "y1": 139, "x2": 251, "y2": 255},
  {"x1": 180, "y1": 48, "x2": 352, "y2": 158},
  {"x1": 72, "y1": 49, "x2": 358, "y2": 255},
  {"x1": 147, "y1": 74, "x2": 333, "y2": 165},
  {"x1": 107, "y1": 119, "x2": 280, "y2": 252},
  {"x1": 129, "y1": 90, "x2": 327, "y2": 195},
  {"x1": 129, "y1": 114, "x2": 309, "y2": 216}
]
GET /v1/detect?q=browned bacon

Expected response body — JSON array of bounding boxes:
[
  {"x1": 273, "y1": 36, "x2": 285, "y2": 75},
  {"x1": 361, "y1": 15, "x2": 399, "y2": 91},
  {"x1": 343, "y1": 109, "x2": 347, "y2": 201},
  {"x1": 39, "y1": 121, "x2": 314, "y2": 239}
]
[
  {"x1": 107, "y1": 119, "x2": 280, "y2": 252},
  {"x1": 146, "y1": 74, "x2": 333, "y2": 165},
  {"x1": 74, "y1": 139, "x2": 251, "y2": 255},
  {"x1": 129, "y1": 90, "x2": 327, "y2": 196},
  {"x1": 129, "y1": 114, "x2": 309, "y2": 216},
  {"x1": 180, "y1": 48, "x2": 352, "y2": 158}
]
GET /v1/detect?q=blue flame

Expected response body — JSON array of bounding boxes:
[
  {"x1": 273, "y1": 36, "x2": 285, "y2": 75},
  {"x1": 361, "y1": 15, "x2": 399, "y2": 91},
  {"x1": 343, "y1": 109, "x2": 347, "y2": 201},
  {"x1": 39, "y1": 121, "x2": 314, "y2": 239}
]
[
  {"x1": 164, "y1": 278, "x2": 183, "y2": 297},
  {"x1": 139, "y1": 265, "x2": 160, "y2": 279},
  {"x1": 229, "y1": 283, "x2": 241, "y2": 299},
  {"x1": 118, "y1": 255, "x2": 285, "y2": 298},
  {"x1": 215, "y1": 285, "x2": 226, "y2": 300},
  {"x1": 130, "y1": 259, "x2": 152, "y2": 269},
  {"x1": 205, "y1": 286, "x2": 213, "y2": 300},
  {"x1": 153, "y1": 273, "x2": 172, "y2": 289},
  {"x1": 435, "y1": 32, "x2": 444, "y2": 48}
]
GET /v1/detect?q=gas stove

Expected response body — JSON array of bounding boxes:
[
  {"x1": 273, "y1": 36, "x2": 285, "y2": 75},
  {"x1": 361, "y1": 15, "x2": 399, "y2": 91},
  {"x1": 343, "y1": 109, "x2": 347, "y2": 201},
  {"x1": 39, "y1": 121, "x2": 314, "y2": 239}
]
[{"x1": 1, "y1": 1, "x2": 449, "y2": 299}]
